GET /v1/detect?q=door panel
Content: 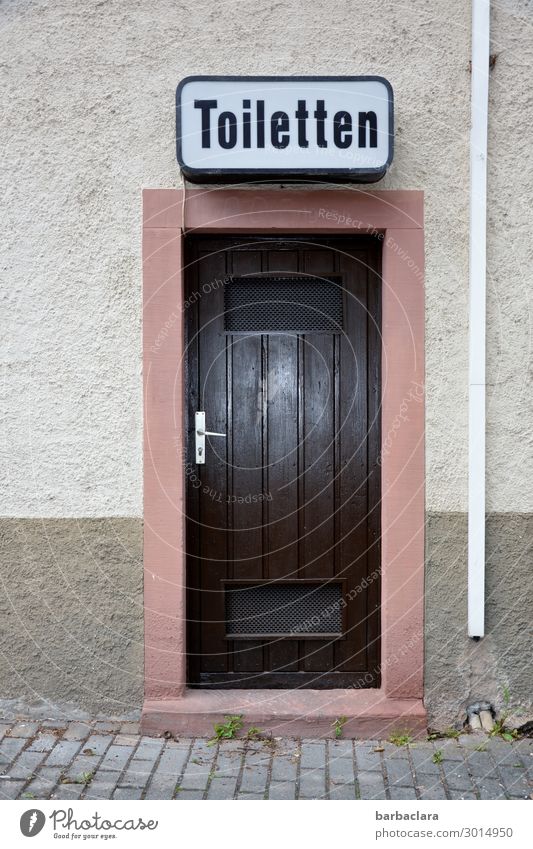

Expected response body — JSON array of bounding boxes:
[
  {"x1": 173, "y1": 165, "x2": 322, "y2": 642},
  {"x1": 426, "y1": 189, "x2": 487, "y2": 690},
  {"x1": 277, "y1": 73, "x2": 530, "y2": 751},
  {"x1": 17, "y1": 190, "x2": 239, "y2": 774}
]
[{"x1": 186, "y1": 236, "x2": 381, "y2": 688}]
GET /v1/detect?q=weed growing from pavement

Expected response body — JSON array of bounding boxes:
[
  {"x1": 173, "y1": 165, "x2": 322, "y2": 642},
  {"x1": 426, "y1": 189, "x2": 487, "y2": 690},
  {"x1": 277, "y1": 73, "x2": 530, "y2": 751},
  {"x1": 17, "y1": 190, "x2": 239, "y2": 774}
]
[
  {"x1": 246, "y1": 727, "x2": 263, "y2": 740},
  {"x1": 208, "y1": 715, "x2": 244, "y2": 745},
  {"x1": 332, "y1": 716, "x2": 348, "y2": 738},
  {"x1": 389, "y1": 730, "x2": 414, "y2": 747},
  {"x1": 427, "y1": 728, "x2": 461, "y2": 741}
]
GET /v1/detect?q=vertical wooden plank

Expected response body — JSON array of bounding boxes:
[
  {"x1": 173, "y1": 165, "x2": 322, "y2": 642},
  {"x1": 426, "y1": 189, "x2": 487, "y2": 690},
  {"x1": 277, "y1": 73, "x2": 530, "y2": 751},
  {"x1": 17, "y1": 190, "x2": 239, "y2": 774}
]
[
  {"x1": 196, "y1": 246, "x2": 229, "y2": 673},
  {"x1": 265, "y1": 247, "x2": 300, "y2": 674},
  {"x1": 301, "y1": 248, "x2": 336, "y2": 674},
  {"x1": 229, "y1": 248, "x2": 264, "y2": 677}
]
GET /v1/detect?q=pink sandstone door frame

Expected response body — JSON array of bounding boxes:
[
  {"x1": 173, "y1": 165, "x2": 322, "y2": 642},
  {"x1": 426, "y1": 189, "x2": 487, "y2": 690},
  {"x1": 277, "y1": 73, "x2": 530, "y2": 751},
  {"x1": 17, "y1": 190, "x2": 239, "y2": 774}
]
[{"x1": 142, "y1": 187, "x2": 425, "y2": 738}]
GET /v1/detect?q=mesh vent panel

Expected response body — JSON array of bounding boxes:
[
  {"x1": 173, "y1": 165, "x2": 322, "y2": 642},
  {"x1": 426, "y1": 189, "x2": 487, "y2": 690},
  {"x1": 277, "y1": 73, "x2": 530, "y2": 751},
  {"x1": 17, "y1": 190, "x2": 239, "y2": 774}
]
[
  {"x1": 224, "y1": 276, "x2": 343, "y2": 333},
  {"x1": 225, "y1": 583, "x2": 343, "y2": 636}
]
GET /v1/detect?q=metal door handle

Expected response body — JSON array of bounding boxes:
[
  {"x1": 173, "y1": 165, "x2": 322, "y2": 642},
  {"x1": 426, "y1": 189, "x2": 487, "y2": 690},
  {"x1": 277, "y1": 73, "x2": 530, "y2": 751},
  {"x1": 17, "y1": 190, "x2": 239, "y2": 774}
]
[{"x1": 195, "y1": 411, "x2": 226, "y2": 464}]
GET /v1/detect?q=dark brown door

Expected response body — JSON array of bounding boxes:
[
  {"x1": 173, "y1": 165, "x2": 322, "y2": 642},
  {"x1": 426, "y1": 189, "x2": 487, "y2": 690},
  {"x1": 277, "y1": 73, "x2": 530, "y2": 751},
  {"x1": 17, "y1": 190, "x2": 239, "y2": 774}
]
[{"x1": 185, "y1": 236, "x2": 381, "y2": 688}]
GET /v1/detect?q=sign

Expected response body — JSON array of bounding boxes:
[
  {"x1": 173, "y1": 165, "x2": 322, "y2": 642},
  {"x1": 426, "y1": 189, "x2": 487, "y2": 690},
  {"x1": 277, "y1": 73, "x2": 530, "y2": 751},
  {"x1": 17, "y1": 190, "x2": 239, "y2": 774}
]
[{"x1": 176, "y1": 76, "x2": 394, "y2": 183}]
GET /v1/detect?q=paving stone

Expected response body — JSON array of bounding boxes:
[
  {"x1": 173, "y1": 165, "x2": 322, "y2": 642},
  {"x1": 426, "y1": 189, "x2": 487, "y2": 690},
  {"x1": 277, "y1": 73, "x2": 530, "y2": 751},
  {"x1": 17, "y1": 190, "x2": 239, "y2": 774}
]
[
  {"x1": 45, "y1": 740, "x2": 83, "y2": 767},
  {"x1": 497, "y1": 766, "x2": 530, "y2": 798},
  {"x1": 8, "y1": 750, "x2": 45, "y2": 780},
  {"x1": 273, "y1": 738, "x2": 300, "y2": 758},
  {"x1": 214, "y1": 751, "x2": 243, "y2": 778},
  {"x1": 329, "y1": 755, "x2": 355, "y2": 783},
  {"x1": 355, "y1": 745, "x2": 383, "y2": 771},
  {"x1": 179, "y1": 761, "x2": 213, "y2": 790},
  {"x1": 65, "y1": 755, "x2": 99, "y2": 781},
  {"x1": 300, "y1": 741, "x2": 327, "y2": 770},
  {"x1": 155, "y1": 746, "x2": 189, "y2": 775},
  {"x1": 0, "y1": 724, "x2": 13, "y2": 740},
  {"x1": 514, "y1": 739, "x2": 533, "y2": 757},
  {"x1": 24, "y1": 766, "x2": 62, "y2": 799},
  {"x1": 389, "y1": 785, "x2": 418, "y2": 799},
  {"x1": 268, "y1": 781, "x2": 296, "y2": 800},
  {"x1": 113, "y1": 786, "x2": 143, "y2": 799},
  {"x1": 41, "y1": 720, "x2": 68, "y2": 730},
  {"x1": 0, "y1": 737, "x2": 27, "y2": 763},
  {"x1": 299, "y1": 768, "x2": 326, "y2": 799},
  {"x1": 190, "y1": 739, "x2": 218, "y2": 759},
  {"x1": 9, "y1": 722, "x2": 39, "y2": 738},
  {"x1": 27, "y1": 733, "x2": 58, "y2": 753},
  {"x1": 84, "y1": 771, "x2": 122, "y2": 800},
  {"x1": 99, "y1": 744, "x2": 133, "y2": 772},
  {"x1": 0, "y1": 779, "x2": 25, "y2": 799},
  {"x1": 54, "y1": 781, "x2": 85, "y2": 800},
  {"x1": 385, "y1": 758, "x2": 415, "y2": 786},
  {"x1": 475, "y1": 777, "x2": 507, "y2": 799},
  {"x1": 119, "y1": 722, "x2": 141, "y2": 735},
  {"x1": 94, "y1": 721, "x2": 121, "y2": 732},
  {"x1": 133, "y1": 739, "x2": 165, "y2": 762},
  {"x1": 206, "y1": 776, "x2": 237, "y2": 799},
  {"x1": 271, "y1": 756, "x2": 297, "y2": 782},
  {"x1": 113, "y1": 735, "x2": 140, "y2": 747},
  {"x1": 176, "y1": 789, "x2": 205, "y2": 799},
  {"x1": 240, "y1": 764, "x2": 268, "y2": 793},
  {"x1": 241, "y1": 744, "x2": 270, "y2": 766},
  {"x1": 329, "y1": 739, "x2": 353, "y2": 759},
  {"x1": 410, "y1": 747, "x2": 441, "y2": 775},
  {"x1": 464, "y1": 749, "x2": 496, "y2": 774},
  {"x1": 215, "y1": 740, "x2": 246, "y2": 755},
  {"x1": 382, "y1": 742, "x2": 411, "y2": 759},
  {"x1": 438, "y1": 741, "x2": 464, "y2": 761},
  {"x1": 166, "y1": 738, "x2": 187, "y2": 748},
  {"x1": 486, "y1": 742, "x2": 520, "y2": 766},
  {"x1": 82, "y1": 734, "x2": 113, "y2": 757},
  {"x1": 442, "y1": 760, "x2": 474, "y2": 791},
  {"x1": 121, "y1": 761, "x2": 154, "y2": 789},
  {"x1": 144, "y1": 776, "x2": 177, "y2": 799},
  {"x1": 521, "y1": 755, "x2": 533, "y2": 779},
  {"x1": 329, "y1": 782, "x2": 356, "y2": 800},
  {"x1": 418, "y1": 781, "x2": 448, "y2": 800},
  {"x1": 357, "y1": 770, "x2": 387, "y2": 800},
  {"x1": 62, "y1": 722, "x2": 92, "y2": 741},
  {"x1": 237, "y1": 792, "x2": 264, "y2": 800},
  {"x1": 449, "y1": 790, "x2": 477, "y2": 800}
]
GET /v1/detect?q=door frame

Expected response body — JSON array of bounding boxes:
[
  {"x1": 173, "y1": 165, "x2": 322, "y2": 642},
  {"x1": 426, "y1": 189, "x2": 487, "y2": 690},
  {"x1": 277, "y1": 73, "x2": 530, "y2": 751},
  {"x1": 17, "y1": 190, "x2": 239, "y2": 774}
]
[{"x1": 142, "y1": 187, "x2": 426, "y2": 737}]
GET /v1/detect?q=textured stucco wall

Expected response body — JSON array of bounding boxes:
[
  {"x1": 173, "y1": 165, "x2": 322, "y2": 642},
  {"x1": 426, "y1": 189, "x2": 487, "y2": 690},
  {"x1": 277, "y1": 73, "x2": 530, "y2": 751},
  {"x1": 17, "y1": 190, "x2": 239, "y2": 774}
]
[
  {"x1": 0, "y1": 0, "x2": 531, "y2": 722},
  {"x1": 0, "y1": 0, "x2": 471, "y2": 516},
  {"x1": 1, "y1": 0, "x2": 530, "y2": 516}
]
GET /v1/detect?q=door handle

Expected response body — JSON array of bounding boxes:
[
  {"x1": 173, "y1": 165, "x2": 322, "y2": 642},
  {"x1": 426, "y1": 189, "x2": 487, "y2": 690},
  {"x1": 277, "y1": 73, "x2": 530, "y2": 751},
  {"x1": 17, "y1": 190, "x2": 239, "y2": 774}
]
[{"x1": 195, "y1": 411, "x2": 226, "y2": 464}]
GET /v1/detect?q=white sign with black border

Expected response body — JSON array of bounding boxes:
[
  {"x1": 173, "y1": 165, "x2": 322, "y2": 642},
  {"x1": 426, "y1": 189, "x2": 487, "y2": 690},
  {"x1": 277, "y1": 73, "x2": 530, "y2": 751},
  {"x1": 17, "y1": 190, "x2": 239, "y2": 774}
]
[{"x1": 176, "y1": 76, "x2": 394, "y2": 183}]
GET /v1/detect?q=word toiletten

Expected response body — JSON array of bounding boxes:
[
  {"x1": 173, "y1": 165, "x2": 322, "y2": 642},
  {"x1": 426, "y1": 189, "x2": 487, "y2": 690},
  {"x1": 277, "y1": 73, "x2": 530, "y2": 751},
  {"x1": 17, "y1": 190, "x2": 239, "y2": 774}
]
[{"x1": 177, "y1": 76, "x2": 394, "y2": 181}]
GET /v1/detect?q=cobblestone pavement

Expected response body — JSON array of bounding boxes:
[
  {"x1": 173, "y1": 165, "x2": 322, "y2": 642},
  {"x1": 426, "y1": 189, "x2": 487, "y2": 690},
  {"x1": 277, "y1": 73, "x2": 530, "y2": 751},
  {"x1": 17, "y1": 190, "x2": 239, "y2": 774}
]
[{"x1": 0, "y1": 718, "x2": 531, "y2": 800}]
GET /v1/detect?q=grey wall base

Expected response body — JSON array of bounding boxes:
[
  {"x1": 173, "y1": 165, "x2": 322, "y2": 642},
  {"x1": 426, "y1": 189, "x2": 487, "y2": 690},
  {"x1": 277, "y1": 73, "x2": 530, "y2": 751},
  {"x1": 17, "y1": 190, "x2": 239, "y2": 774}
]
[
  {"x1": 0, "y1": 515, "x2": 531, "y2": 727},
  {"x1": 0, "y1": 518, "x2": 143, "y2": 717},
  {"x1": 426, "y1": 512, "x2": 532, "y2": 728}
]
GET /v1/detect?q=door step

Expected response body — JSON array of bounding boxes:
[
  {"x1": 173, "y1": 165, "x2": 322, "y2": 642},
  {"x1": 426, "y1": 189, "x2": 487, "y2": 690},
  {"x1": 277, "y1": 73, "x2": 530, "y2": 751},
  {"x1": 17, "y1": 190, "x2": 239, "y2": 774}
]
[{"x1": 142, "y1": 690, "x2": 426, "y2": 740}]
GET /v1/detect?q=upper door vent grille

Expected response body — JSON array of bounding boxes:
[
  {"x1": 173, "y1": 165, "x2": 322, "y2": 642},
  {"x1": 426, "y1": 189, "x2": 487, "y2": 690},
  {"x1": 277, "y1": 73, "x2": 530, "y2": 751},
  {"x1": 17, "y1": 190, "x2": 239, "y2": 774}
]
[{"x1": 224, "y1": 275, "x2": 343, "y2": 333}]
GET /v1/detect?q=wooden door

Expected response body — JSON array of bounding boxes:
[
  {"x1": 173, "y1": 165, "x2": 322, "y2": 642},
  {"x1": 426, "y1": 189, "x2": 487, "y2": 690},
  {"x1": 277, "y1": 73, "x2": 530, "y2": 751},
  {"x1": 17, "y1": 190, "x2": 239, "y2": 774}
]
[{"x1": 185, "y1": 236, "x2": 381, "y2": 688}]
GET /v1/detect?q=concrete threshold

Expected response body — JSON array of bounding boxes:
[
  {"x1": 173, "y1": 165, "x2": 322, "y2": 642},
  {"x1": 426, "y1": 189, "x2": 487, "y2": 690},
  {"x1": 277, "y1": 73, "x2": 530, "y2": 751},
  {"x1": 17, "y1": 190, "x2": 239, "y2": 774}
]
[{"x1": 142, "y1": 689, "x2": 427, "y2": 739}]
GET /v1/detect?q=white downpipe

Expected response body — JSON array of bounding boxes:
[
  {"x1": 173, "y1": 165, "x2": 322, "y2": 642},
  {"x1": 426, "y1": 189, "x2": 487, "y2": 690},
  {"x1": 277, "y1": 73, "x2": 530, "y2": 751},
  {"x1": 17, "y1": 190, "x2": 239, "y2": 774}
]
[{"x1": 468, "y1": 0, "x2": 490, "y2": 637}]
